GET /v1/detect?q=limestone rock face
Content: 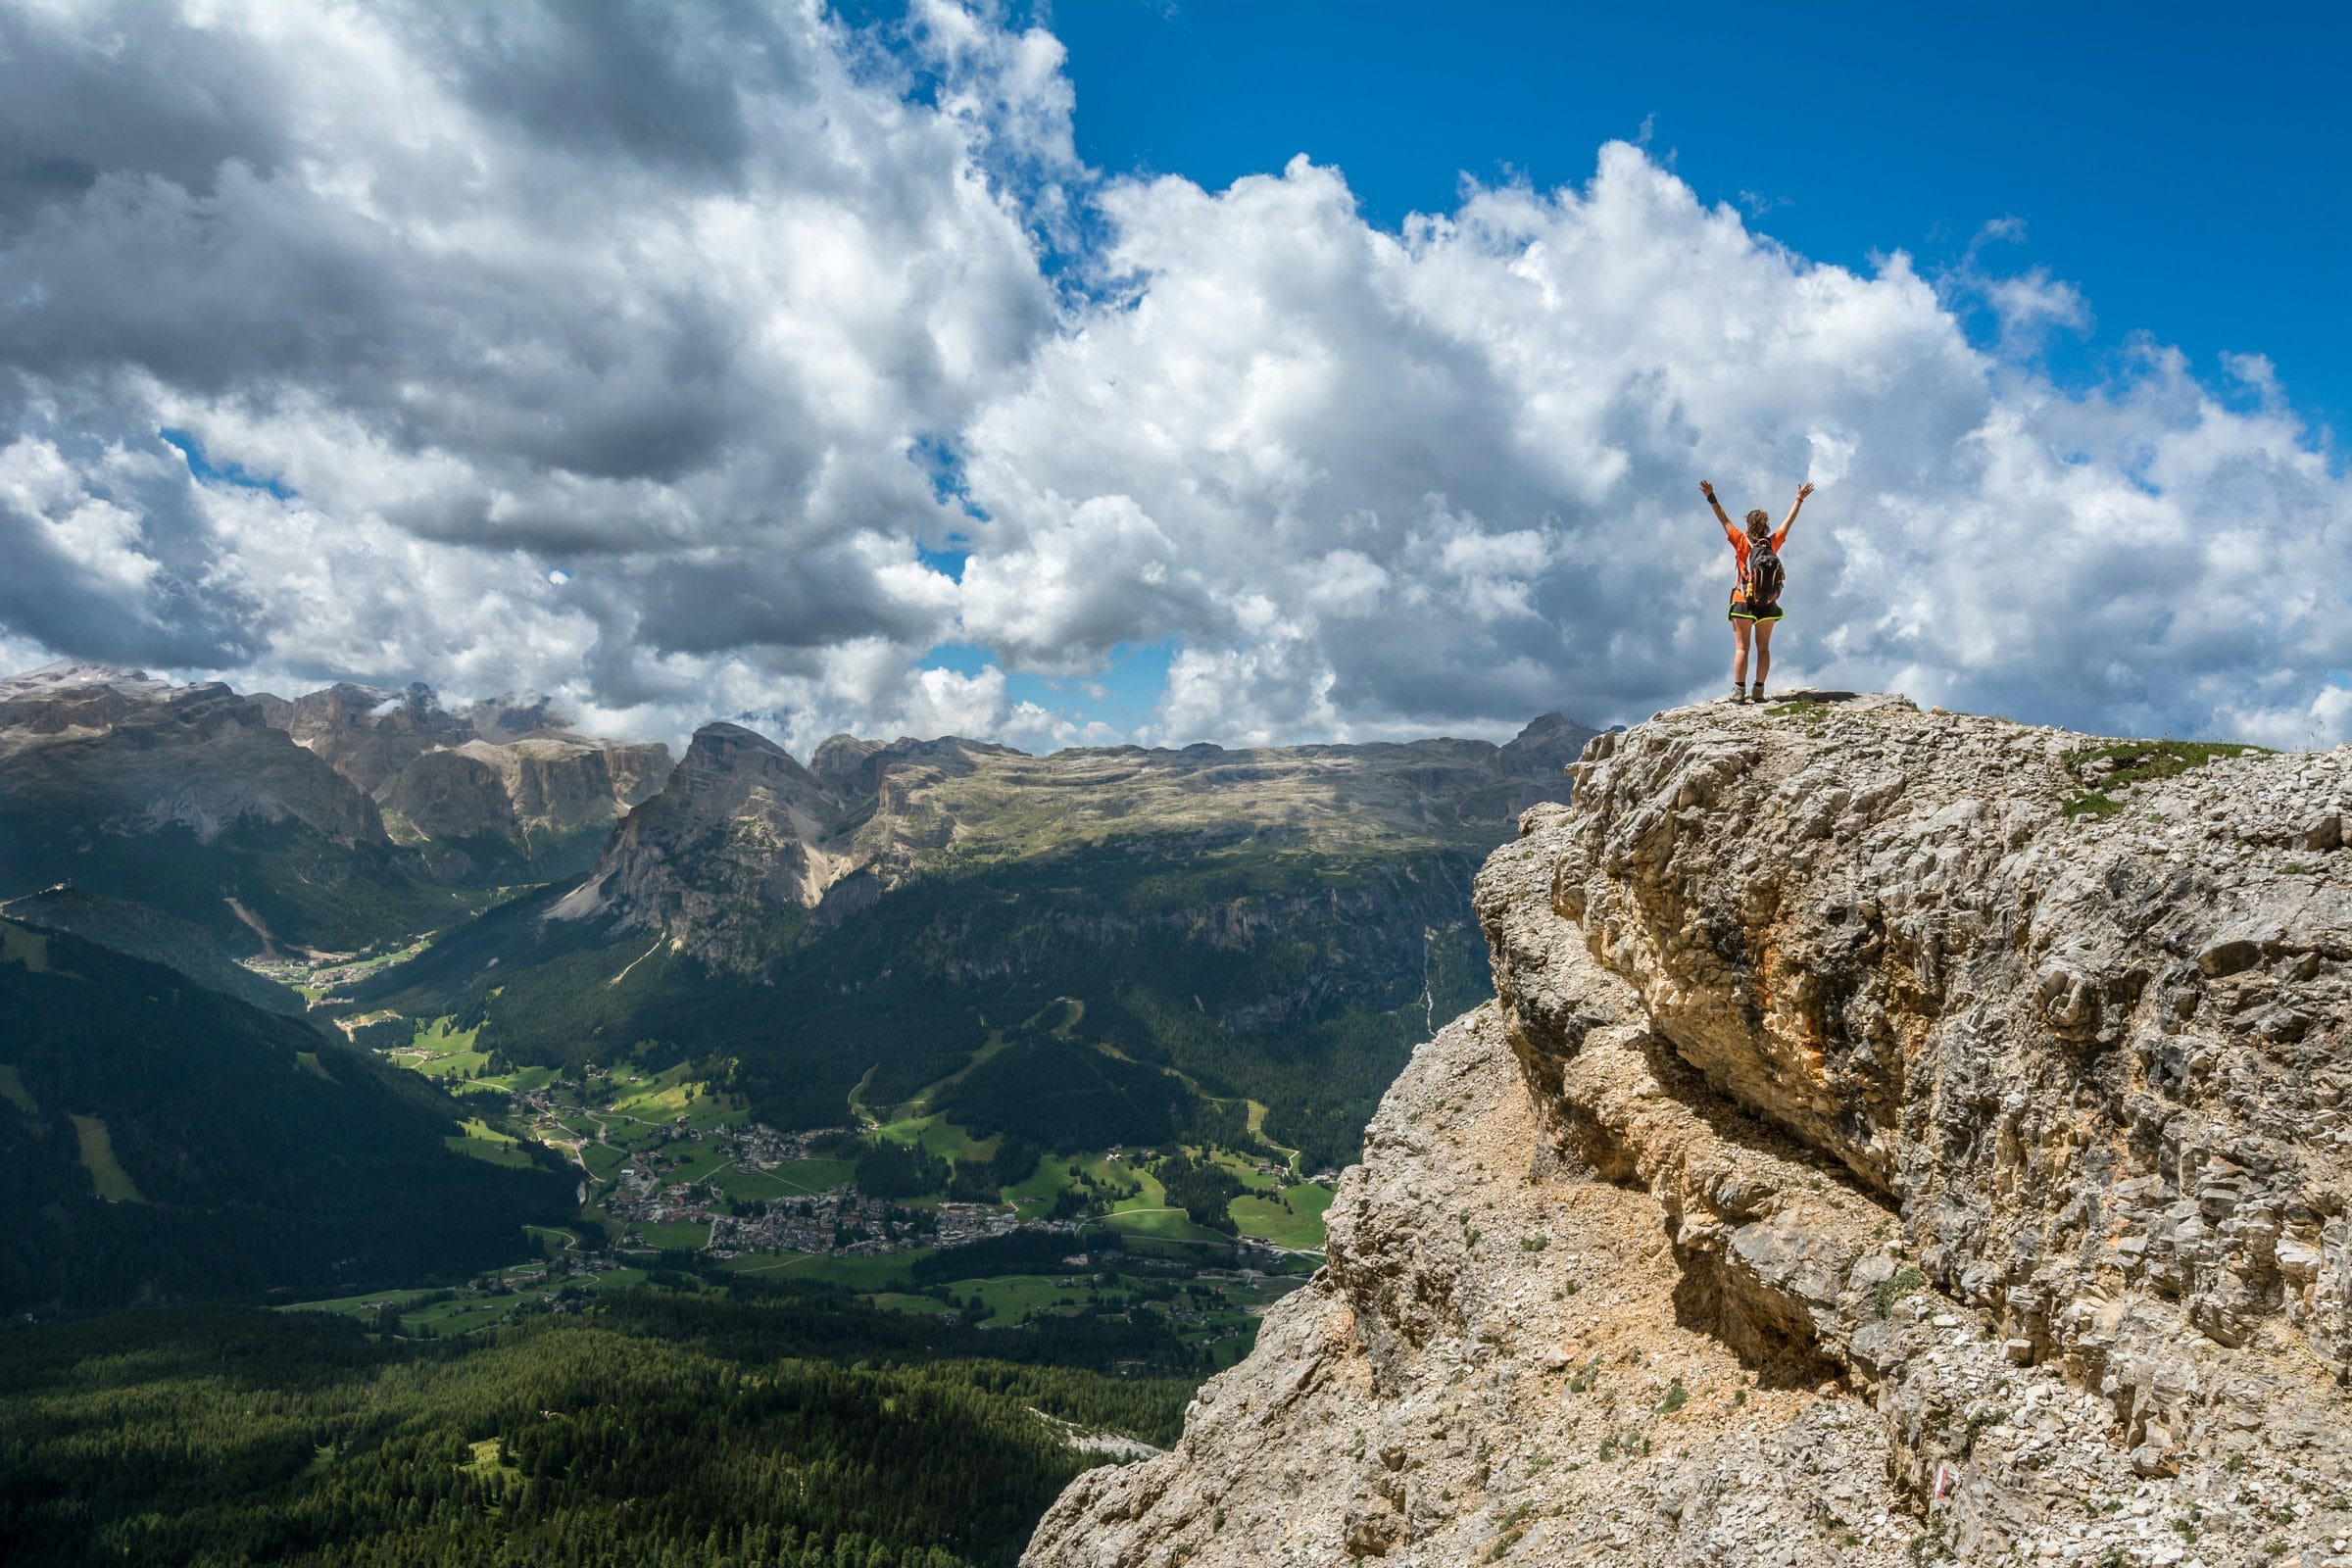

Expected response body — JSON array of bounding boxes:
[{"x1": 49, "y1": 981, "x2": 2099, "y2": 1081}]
[
  {"x1": 549, "y1": 722, "x2": 857, "y2": 968},
  {"x1": 376, "y1": 749, "x2": 517, "y2": 843},
  {"x1": 1025, "y1": 693, "x2": 2352, "y2": 1568},
  {"x1": 268, "y1": 680, "x2": 670, "y2": 861},
  {"x1": 0, "y1": 663, "x2": 384, "y2": 845}
]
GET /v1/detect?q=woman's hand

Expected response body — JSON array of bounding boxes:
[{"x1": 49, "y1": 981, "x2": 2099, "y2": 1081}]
[
  {"x1": 1699, "y1": 480, "x2": 1717, "y2": 499},
  {"x1": 1795, "y1": 481, "x2": 1815, "y2": 502}
]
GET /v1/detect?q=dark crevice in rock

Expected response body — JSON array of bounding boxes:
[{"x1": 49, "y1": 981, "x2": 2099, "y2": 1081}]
[
  {"x1": 1635, "y1": 1029, "x2": 1897, "y2": 1217},
  {"x1": 1669, "y1": 1253, "x2": 1849, "y2": 1390}
]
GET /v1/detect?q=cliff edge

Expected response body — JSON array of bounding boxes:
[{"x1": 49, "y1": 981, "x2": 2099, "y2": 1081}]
[{"x1": 1024, "y1": 693, "x2": 2352, "y2": 1567}]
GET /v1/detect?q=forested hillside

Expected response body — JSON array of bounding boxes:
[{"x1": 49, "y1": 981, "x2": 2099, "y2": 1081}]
[
  {"x1": 0, "y1": 920, "x2": 572, "y2": 1313},
  {"x1": 1, "y1": 885, "x2": 308, "y2": 1014},
  {"x1": 359, "y1": 836, "x2": 1493, "y2": 1170},
  {"x1": 0, "y1": 1292, "x2": 1191, "y2": 1568}
]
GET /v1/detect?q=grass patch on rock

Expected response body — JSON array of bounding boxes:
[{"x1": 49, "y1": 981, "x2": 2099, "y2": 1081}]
[{"x1": 2060, "y1": 739, "x2": 2269, "y2": 819}]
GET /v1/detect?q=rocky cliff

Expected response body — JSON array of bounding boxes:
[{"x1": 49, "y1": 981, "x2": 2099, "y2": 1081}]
[
  {"x1": 265, "y1": 680, "x2": 669, "y2": 874},
  {"x1": 1025, "y1": 693, "x2": 2352, "y2": 1567},
  {"x1": 0, "y1": 663, "x2": 385, "y2": 845},
  {"x1": 0, "y1": 663, "x2": 455, "y2": 951},
  {"x1": 549, "y1": 721, "x2": 858, "y2": 967}
]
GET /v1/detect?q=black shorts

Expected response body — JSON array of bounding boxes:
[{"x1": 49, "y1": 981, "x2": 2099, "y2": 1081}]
[{"x1": 1728, "y1": 599, "x2": 1785, "y2": 622}]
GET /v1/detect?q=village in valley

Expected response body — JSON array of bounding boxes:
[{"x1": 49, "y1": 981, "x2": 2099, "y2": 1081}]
[{"x1": 289, "y1": 994, "x2": 1329, "y2": 1353}]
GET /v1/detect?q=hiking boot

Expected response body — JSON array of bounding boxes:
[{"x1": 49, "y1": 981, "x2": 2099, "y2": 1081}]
[
  {"x1": 1749, "y1": 683, "x2": 1765, "y2": 703},
  {"x1": 1725, "y1": 687, "x2": 1746, "y2": 704}
]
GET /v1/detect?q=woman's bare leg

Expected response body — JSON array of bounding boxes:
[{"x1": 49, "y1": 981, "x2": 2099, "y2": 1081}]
[
  {"x1": 1731, "y1": 617, "x2": 1753, "y2": 690},
  {"x1": 1754, "y1": 618, "x2": 1776, "y2": 692}
]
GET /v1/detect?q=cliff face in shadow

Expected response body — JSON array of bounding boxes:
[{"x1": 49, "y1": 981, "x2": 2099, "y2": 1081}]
[
  {"x1": 267, "y1": 680, "x2": 670, "y2": 880},
  {"x1": 1025, "y1": 693, "x2": 2352, "y2": 1567}
]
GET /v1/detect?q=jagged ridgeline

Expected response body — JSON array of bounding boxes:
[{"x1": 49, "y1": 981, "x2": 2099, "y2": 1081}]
[
  {"x1": 0, "y1": 918, "x2": 573, "y2": 1314},
  {"x1": 355, "y1": 714, "x2": 1592, "y2": 1169},
  {"x1": 0, "y1": 665, "x2": 672, "y2": 954}
]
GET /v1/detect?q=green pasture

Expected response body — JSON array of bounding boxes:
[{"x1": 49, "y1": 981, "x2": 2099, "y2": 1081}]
[
  {"x1": 0, "y1": 1063, "x2": 38, "y2": 1113},
  {"x1": 631, "y1": 1221, "x2": 710, "y2": 1250},
  {"x1": 720, "y1": 1250, "x2": 925, "y2": 1291},
  {"x1": 935, "y1": 1273, "x2": 1085, "y2": 1323},
  {"x1": 582, "y1": 1267, "x2": 648, "y2": 1292},
  {"x1": 705, "y1": 1164, "x2": 786, "y2": 1201},
  {"x1": 1204, "y1": 1148, "x2": 1282, "y2": 1193},
  {"x1": 403, "y1": 1297, "x2": 520, "y2": 1338},
  {"x1": 1001, "y1": 1150, "x2": 1184, "y2": 1227},
  {"x1": 1003, "y1": 1157, "x2": 1074, "y2": 1218},
  {"x1": 1104, "y1": 1157, "x2": 1166, "y2": 1209},
  {"x1": 871, "y1": 1111, "x2": 998, "y2": 1164},
  {"x1": 465, "y1": 1063, "x2": 560, "y2": 1096},
  {"x1": 605, "y1": 1064, "x2": 744, "y2": 1131},
  {"x1": 280, "y1": 1284, "x2": 442, "y2": 1315},
  {"x1": 71, "y1": 1113, "x2": 144, "y2": 1202},
  {"x1": 1230, "y1": 1181, "x2": 1334, "y2": 1250},
  {"x1": 767, "y1": 1155, "x2": 858, "y2": 1196},
  {"x1": 445, "y1": 1116, "x2": 535, "y2": 1168},
  {"x1": 1100, "y1": 1206, "x2": 1228, "y2": 1244},
  {"x1": 402, "y1": 1016, "x2": 491, "y2": 1081},
  {"x1": 460, "y1": 1438, "x2": 514, "y2": 1480},
  {"x1": 655, "y1": 1140, "x2": 732, "y2": 1186},
  {"x1": 604, "y1": 1118, "x2": 672, "y2": 1152}
]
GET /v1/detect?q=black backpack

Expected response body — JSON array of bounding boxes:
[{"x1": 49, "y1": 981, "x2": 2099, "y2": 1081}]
[{"x1": 1744, "y1": 538, "x2": 1785, "y2": 606}]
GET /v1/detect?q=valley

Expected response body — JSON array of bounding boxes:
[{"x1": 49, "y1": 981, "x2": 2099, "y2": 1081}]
[
  {"x1": 289, "y1": 940, "x2": 1332, "y2": 1369},
  {"x1": 0, "y1": 662, "x2": 1584, "y2": 1568}
]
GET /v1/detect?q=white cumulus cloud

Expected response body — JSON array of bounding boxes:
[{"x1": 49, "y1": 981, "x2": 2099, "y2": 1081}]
[{"x1": 0, "y1": 1, "x2": 2343, "y2": 753}]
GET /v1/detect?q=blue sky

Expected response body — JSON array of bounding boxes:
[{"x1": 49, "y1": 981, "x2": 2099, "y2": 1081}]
[
  {"x1": 1020, "y1": 0, "x2": 2349, "y2": 437},
  {"x1": 853, "y1": 0, "x2": 2352, "y2": 740}
]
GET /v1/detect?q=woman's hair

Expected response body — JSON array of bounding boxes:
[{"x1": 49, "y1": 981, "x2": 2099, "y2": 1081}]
[{"x1": 1744, "y1": 509, "x2": 1770, "y2": 533}]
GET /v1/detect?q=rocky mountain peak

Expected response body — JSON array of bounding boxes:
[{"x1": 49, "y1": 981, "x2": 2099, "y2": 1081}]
[
  {"x1": 0, "y1": 662, "x2": 383, "y2": 846},
  {"x1": 548, "y1": 720, "x2": 855, "y2": 967},
  {"x1": 662, "y1": 722, "x2": 845, "y2": 824},
  {"x1": 261, "y1": 676, "x2": 669, "y2": 871},
  {"x1": 680, "y1": 718, "x2": 805, "y2": 768},
  {"x1": 0, "y1": 660, "x2": 172, "y2": 696},
  {"x1": 808, "y1": 731, "x2": 1004, "y2": 802},
  {"x1": 560, "y1": 713, "x2": 1605, "y2": 971},
  {"x1": 466, "y1": 690, "x2": 569, "y2": 742},
  {"x1": 1496, "y1": 709, "x2": 1592, "y2": 767},
  {"x1": 1026, "y1": 691, "x2": 2352, "y2": 1566}
]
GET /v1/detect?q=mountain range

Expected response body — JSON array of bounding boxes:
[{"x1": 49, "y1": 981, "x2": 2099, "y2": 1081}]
[
  {"x1": 356, "y1": 705, "x2": 1593, "y2": 1166},
  {"x1": 0, "y1": 662, "x2": 669, "y2": 955},
  {"x1": 0, "y1": 659, "x2": 1590, "y2": 1178}
]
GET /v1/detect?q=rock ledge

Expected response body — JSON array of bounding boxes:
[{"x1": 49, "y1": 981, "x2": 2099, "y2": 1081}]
[{"x1": 1024, "y1": 693, "x2": 2352, "y2": 1568}]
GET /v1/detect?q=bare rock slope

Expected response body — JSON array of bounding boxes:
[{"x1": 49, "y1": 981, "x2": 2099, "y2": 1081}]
[
  {"x1": 1026, "y1": 693, "x2": 2352, "y2": 1568},
  {"x1": 266, "y1": 681, "x2": 669, "y2": 870},
  {"x1": 0, "y1": 662, "x2": 384, "y2": 845}
]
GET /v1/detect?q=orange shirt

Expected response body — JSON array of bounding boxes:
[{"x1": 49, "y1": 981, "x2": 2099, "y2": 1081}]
[{"x1": 1724, "y1": 522, "x2": 1789, "y2": 600}]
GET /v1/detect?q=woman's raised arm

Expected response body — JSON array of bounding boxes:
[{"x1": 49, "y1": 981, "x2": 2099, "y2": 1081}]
[
  {"x1": 1700, "y1": 480, "x2": 1736, "y2": 535},
  {"x1": 1781, "y1": 481, "x2": 1815, "y2": 534}
]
